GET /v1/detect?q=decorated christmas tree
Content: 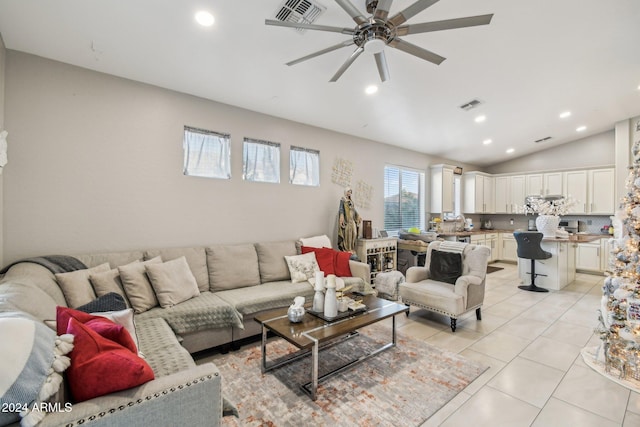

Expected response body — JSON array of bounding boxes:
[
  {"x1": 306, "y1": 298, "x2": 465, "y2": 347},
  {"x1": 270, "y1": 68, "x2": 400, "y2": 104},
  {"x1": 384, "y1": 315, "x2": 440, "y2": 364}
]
[{"x1": 595, "y1": 139, "x2": 640, "y2": 383}]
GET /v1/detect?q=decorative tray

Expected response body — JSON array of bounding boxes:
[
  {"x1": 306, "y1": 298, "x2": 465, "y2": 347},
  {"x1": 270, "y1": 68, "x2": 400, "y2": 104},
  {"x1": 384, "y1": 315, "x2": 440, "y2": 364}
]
[{"x1": 307, "y1": 306, "x2": 367, "y2": 323}]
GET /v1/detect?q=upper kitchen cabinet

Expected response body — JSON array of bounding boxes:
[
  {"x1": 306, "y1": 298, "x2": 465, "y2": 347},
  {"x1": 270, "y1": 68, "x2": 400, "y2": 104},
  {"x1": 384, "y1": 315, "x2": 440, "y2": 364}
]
[
  {"x1": 564, "y1": 170, "x2": 588, "y2": 214},
  {"x1": 495, "y1": 175, "x2": 526, "y2": 213},
  {"x1": 430, "y1": 164, "x2": 455, "y2": 214},
  {"x1": 526, "y1": 172, "x2": 563, "y2": 196},
  {"x1": 588, "y1": 168, "x2": 615, "y2": 214},
  {"x1": 463, "y1": 172, "x2": 494, "y2": 214}
]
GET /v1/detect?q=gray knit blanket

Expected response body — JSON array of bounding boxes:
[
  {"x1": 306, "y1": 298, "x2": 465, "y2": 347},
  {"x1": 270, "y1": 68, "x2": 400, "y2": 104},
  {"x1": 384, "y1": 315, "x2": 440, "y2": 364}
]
[{"x1": 0, "y1": 255, "x2": 87, "y2": 275}]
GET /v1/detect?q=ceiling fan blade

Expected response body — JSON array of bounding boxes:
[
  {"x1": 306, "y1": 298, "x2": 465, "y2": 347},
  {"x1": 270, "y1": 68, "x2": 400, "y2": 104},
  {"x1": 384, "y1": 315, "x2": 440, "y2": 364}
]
[
  {"x1": 334, "y1": 0, "x2": 367, "y2": 25},
  {"x1": 286, "y1": 40, "x2": 355, "y2": 66},
  {"x1": 374, "y1": 0, "x2": 394, "y2": 21},
  {"x1": 374, "y1": 51, "x2": 390, "y2": 82},
  {"x1": 265, "y1": 19, "x2": 354, "y2": 34},
  {"x1": 389, "y1": 38, "x2": 446, "y2": 65},
  {"x1": 330, "y1": 47, "x2": 364, "y2": 82},
  {"x1": 396, "y1": 14, "x2": 494, "y2": 36},
  {"x1": 388, "y1": 0, "x2": 439, "y2": 27}
]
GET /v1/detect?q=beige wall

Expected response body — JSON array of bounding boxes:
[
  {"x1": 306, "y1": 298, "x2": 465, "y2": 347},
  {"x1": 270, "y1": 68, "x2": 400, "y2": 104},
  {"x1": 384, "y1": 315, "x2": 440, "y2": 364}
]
[
  {"x1": 485, "y1": 130, "x2": 615, "y2": 175},
  {"x1": 0, "y1": 34, "x2": 6, "y2": 266},
  {"x1": 2, "y1": 51, "x2": 477, "y2": 264}
]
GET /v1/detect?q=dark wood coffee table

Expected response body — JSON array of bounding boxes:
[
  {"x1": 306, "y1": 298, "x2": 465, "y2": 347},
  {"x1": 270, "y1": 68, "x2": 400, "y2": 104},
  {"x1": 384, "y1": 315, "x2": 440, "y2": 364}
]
[{"x1": 254, "y1": 295, "x2": 409, "y2": 400}]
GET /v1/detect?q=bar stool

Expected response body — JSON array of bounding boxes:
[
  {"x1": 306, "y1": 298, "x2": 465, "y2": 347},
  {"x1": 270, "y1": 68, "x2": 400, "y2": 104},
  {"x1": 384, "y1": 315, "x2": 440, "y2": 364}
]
[{"x1": 514, "y1": 231, "x2": 551, "y2": 293}]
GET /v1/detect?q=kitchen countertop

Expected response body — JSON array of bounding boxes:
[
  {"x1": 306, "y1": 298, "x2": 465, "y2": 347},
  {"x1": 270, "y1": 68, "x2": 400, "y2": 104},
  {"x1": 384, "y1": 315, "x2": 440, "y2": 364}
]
[{"x1": 436, "y1": 229, "x2": 610, "y2": 242}]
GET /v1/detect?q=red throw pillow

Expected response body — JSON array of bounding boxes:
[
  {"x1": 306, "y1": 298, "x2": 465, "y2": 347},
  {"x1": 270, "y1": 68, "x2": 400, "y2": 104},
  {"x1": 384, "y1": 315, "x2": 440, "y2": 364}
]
[
  {"x1": 301, "y1": 246, "x2": 335, "y2": 276},
  {"x1": 56, "y1": 306, "x2": 137, "y2": 354},
  {"x1": 65, "y1": 317, "x2": 154, "y2": 402},
  {"x1": 334, "y1": 251, "x2": 353, "y2": 277}
]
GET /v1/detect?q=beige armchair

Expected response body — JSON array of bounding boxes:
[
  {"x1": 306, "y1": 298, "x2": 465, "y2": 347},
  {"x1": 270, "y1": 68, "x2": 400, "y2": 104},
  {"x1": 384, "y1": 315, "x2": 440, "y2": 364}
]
[{"x1": 399, "y1": 241, "x2": 490, "y2": 332}]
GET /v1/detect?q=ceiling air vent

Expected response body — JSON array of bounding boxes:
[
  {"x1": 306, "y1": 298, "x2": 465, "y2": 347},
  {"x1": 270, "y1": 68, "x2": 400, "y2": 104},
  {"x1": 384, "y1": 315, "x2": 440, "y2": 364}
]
[
  {"x1": 534, "y1": 136, "x2": 552, "y2": 143},
  {"x1": 459, "y1": 99, "x2": 482, "y2": 111},
  {"x1": 274, "y1": 0, "x2": 327, "y2": 33}
]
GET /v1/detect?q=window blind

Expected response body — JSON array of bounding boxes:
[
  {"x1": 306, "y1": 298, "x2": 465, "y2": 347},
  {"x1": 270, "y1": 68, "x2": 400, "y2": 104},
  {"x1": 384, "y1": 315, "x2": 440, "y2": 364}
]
[
  {"x1": 243, "y1": 138, "x2": 281, "y2": 183},
  {"x1": 384, "y1": 165, "x2": 424, "y2": 234},
  {"x1": 290, "y1": 145, "x2": 320, "y2": 186},
  {"x1": 183, "y1": 126, "x2": 231, "y2": 179}
]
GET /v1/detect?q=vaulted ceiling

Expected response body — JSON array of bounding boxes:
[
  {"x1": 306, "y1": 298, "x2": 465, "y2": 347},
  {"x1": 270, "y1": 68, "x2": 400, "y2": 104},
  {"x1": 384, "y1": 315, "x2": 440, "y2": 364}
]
[{"x1": 0, "y1": 0, "x2": 639, "y2": 166}]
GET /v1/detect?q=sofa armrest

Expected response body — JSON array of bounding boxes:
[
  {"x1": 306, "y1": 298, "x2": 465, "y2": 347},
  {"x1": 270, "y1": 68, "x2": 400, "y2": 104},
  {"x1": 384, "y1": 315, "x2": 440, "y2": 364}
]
[
  {"x1": 39, "y1": 363, "x2": 222, "y2": 427},
  {"x1": 406, "y1": 266, "x2": 430, "y2": 283},
  {"x1": 348, "y1": 260, "x2": 370, "y2": 284},
  {"x1": 454, "y1": 275, "x2": 483, "y2": 305}
]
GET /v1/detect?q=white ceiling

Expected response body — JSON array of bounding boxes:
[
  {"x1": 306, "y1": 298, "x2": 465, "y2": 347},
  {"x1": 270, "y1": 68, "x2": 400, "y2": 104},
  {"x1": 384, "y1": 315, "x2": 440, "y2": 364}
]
[{"x1": 0, "y1": 0, "x2": 639, "y2": 166}]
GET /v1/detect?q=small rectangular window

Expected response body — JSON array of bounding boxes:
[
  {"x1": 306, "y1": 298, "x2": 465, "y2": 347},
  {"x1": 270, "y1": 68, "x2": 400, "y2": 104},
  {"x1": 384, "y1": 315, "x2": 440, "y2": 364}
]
[
  {"x1": 384, "y1": 165, "x2": 425, "y2": 235},
  {"x1": 183, "y1": 126, "x2": 231, "y2": 179},
  {"x1": 243, "y1": 138, "x2": 280, "y2": 183},
  {"x1": 290, "y1": 146, "x2": 320, "y2": 186}
]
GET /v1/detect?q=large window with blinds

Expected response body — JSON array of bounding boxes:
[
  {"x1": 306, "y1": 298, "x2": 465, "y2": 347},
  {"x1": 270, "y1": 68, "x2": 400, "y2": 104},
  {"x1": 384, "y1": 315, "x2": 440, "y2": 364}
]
[{"x1": 384, "y1": 165, "x2": 425, "y2": 235}]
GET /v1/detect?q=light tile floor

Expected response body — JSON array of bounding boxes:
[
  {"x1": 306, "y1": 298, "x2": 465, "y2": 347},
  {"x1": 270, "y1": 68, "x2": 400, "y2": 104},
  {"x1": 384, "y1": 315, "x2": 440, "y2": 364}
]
[{"x1": 397, "y1": 262, "x2": 640, "y2": 427}]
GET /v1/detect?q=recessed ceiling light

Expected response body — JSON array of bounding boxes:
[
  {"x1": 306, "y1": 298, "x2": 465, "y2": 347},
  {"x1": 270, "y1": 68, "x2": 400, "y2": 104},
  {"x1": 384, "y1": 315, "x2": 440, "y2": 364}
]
[
  {"x1": 474, "y1": 115, "x2": 486, "y2": 123},
  {"x1": 483, "y1": 139, "x2": 492, "y2": 145},
  {"x1": 195, "y1": 11, "x2": 214, "y2": 27},
  {"x1": 365, "y1": 85, "x2": 378, "y2": 95},
  {"x1": 559, "y1": 111, "x2": 571, "y2": 119},
  {"x1": 506, "y1": 148, "x2": 515, "y2": 154},
  {"x1": 576, "y1": 126, "x2": 587, "y2": 132}
]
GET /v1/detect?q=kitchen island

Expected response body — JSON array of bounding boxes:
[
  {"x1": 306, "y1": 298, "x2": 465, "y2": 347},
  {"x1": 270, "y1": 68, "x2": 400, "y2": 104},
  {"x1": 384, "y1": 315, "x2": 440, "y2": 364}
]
[{"x1": 517, "y1": 234, "x2": 605, "y2": 291}]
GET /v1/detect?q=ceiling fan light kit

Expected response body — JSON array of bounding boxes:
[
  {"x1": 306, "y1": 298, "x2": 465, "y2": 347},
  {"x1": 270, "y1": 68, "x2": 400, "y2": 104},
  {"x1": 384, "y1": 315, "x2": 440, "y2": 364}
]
[{"x1": 266, "y1": 0, "x2": 493, "y2": 82}]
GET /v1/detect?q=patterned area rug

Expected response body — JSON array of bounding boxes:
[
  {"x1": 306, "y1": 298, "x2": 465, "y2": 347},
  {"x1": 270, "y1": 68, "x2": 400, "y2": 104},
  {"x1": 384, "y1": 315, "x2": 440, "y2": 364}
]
[{"x1": 214, "y1": 321, "x2": 487, "y2": 426}]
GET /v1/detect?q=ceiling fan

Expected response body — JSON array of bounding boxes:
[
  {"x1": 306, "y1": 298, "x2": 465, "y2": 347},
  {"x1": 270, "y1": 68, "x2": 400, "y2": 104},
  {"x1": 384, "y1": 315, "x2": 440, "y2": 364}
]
[{"x1": 266, "y1": 0, "x2": 493, "y2": 82}]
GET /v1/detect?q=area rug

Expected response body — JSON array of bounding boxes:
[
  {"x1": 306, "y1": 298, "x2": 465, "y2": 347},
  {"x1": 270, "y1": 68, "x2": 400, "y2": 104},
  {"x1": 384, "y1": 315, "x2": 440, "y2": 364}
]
[
  {"x1": 486, "y1": 265, "x2": 504, "y2": 274},
  {"x1": 213, "y1": 322, "x2": 487, "y2": 426}
]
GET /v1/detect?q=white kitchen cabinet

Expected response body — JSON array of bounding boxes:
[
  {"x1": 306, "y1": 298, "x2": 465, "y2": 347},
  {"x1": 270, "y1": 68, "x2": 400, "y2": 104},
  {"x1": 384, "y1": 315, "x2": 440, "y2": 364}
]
[
  {"x1": 463, "y1": 172, "x2": 494, "y2": 214},
  {"x1": 576, "y1": 242, "x2": 601, "y2": 272},
  {"x1": 600, "y1": 237, "x2": 612, "y2": 272},
  {"x1": 526, "y1": 172, "x2": 563, "y2": 196},
  {"x1": 510, "y1": 175, "x2": 526, "y2": 213},
  {"x1": 494, "y1": 176, "x2": 510, "y2": 213},
  {"x1": 564, "y1": 170, "x2": 588, "y2": 214},
  {"x1": 485, "y1": 233, "x2": 499, "y2": 262},
  {"x1": 430, "y1": 164, "x2": 455, "y2": 214},
  {"x1": 500, "y1": 233, "x2": 518, "y2": 262},
  {"x1": 588, "y1": 168, "x2": 615, "y2": 215},
  {"x1": 567, "y1": 242, "x2": 577, "y2": 283},
  {"x1": 518, "y1": 241, "x2": 575, "y2": 290}
]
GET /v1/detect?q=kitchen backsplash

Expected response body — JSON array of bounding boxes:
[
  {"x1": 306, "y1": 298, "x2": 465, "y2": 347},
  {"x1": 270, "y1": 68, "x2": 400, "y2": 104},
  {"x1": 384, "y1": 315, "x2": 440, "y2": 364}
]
[{"x1": 479, "y1": 214, "x2": 613, "y2": 235}]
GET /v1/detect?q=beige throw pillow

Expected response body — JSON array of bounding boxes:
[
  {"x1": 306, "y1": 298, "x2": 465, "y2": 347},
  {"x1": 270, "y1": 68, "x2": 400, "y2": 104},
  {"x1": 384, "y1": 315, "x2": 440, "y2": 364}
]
[
  {"x1": 145, "y1": 256, "x2": 200, "y2": 308},
  {"x1": 55, "y1": 263, "x2": 110, "y2": 308},
  {"x1": 284, "y1": 252, "x2": 320, "y2": 284},
  {"x1": 119, "y1": 257, "x2": 162, "y2": 314},
  {"x1": 90, "y1": 267, "x2": 133, "y2": 308}
]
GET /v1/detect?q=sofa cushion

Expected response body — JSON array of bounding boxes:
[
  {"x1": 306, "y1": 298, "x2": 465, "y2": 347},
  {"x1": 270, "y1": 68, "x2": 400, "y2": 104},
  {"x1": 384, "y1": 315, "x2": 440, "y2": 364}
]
[
  {"x1": 135, "y1": 291, "x2": 243, "y2": 334},
  {"x1": 206, "y1": 244, "x2": 261, "y2": 291},
  {"x1": 1, "y1": 262, "x2": 67, "y2": 306},
  {"x1": 145, "y1": 257, "x2": 200, "y2": 308},
  {"x1": 145, "y1": 247, "x2": 209, "y2": 293},
  {"x1": 216, "y1": 280, "x2": 316, "y2": 316},
  {"x1": 119, "y1": 257, "x2": 162, "y2": 314},
  {"x1": 398, "y1": 280, "x2": 465, "y2": 315},
  {"x1": 65, "y1": 317, "x2": 154, "y2": 402},
  {"x1": 55, "y1": 263, "x2": 110, "y2": 308},
  {"x1": 254, "y1": 241, "x2": 297, "y2": 283},
  {"x1": 75, "y1": 251, "x2": 144, "y2": 269},
  {"x1": 0, "y1": 313, "x2": 74, "y2": 427},
  {"x1": 134, "y1": 317, "x2": 195, "y2": 377},
  {"x1": 90, "y1": 267, "x2": 132, "y2": 307},
  {"x1": 284, "y1": 252, "x2": 320, "y2": 283}
]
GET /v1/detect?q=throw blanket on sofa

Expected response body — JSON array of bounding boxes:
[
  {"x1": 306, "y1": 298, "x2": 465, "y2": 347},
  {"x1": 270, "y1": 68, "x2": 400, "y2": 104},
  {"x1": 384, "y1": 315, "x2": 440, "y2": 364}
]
[
  {"x1": 438, "y1": 241, "x2": 468, "y2": 254},
  {"x1": 0, "y1": 255, "x2": 87, "y2": 275},
  {"x1": 136, "y1": 292, "x2": 244, "y2": 334}
]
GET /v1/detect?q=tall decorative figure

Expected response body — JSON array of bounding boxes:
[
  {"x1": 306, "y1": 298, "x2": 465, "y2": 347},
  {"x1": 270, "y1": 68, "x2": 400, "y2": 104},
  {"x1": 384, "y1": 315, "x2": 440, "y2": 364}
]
[{"x1": 338, "y1": 187, "x2": 362, "y2": 254}]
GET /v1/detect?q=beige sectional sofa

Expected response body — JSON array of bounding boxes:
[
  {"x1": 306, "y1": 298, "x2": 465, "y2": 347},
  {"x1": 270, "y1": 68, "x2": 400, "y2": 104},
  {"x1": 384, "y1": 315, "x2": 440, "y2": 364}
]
[{"x1": 0, "y1": 239, "x2": 370, "y2": 427}]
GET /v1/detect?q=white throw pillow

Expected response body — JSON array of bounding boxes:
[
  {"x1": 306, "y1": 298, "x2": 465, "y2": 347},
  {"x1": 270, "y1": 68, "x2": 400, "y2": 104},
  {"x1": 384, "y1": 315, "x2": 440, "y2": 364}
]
[
  {"x1": 92, "y1": 308, "x2": 141, "y2": 355},
  {"x1": 145, "y1": 257, "x2": 200, "y2": 308},
  {"x1": 284, "y1": 252, "x2": 320, "y2": 284},
  {"x1": 299, "y1": 234, "x2": 332, "y2": 249}
]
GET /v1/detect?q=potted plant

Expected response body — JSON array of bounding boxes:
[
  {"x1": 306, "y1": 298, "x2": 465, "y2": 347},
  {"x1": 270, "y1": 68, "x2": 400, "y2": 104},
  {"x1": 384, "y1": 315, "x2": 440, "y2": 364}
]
[{"x1": 522, "y1": 197, "x2": 578, "y2": 238}]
